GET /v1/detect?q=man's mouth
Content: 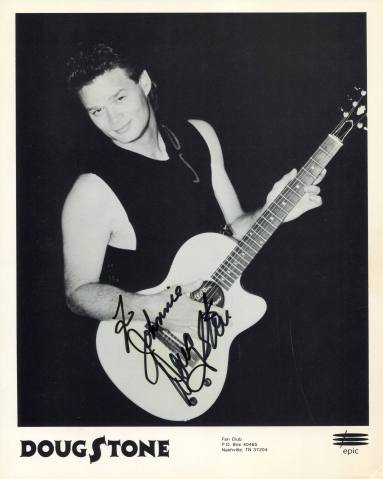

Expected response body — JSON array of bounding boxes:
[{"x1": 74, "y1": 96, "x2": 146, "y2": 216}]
[{"x1": 114, "y1": 123, "x2": 130, "y2": 134}]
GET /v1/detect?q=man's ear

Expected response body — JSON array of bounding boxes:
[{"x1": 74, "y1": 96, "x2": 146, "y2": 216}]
[{"x1": 138, "y1": 70, "x2": 152, "y2": 96}]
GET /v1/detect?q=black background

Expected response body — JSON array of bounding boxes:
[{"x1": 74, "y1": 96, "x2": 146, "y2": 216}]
[{"x1": 17, "y1": 13, "x2": 368, "y2": 426}]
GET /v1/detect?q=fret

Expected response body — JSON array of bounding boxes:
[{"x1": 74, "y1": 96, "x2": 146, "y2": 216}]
[
  {"x1": 268, "y1": 203, "x2": 285, "y2": 222},
  {"x1": 221, "y1": 262, "x2": 248, "y2": 284},
  {"x1": 302, "y1": 166, "x2": 316, "y2": 179},
  {"x1": 294, "y1": 176, "x2": 305, "y2": 186},
  {"x1": 219, "y1": 259, "x2": 241, "y2": 276},
  {"x1": 240, "y1": 243, "x2": 258, "y2": 260},
  {"x1": 243, "y1": 233, "x2": 261, "y2": 249},
  {"x1": 318, "y1": 145, "x2": 331, "y2": 156},
  {"x1": 286, "y1": 183, "x2": 303, "y2": 198},
  {"x1": 306, "y1": 161, "x2": 320, "y2": 175},
  {"x1": 242, "y1": 233, "x2": 258, "y2": 247},
  {"x1": 309, "y1": 155, "x2": 323, "y2": 168},
  {"x1": 257, "y1": 218, "x2": 275, "y2": 235},
  {"x1": 212, "y1": 273, "x2": 232, "y2": 289},
  {"x1": 291, "y1": 181, "x2": 305, "y2": 191},
  {"x1": 322, "y1": 137, "x2": 339, "y2": 153},
  {"x1": 253, "y1": 227, "x2": 268, "y2": 243},
  {"x1": 210, "y1": 133, "x2": 343, "y2": 290},
  {"x1": 219, "y1": 261, "x2": 241, "y2": 277},
  {"x1": 297, "y1": 173, "x2": 314, "y2": 187},
  {"x1": 232, "y1": 248, "x2": 254, "y2": 265},
  {"x1": 235, "y1": 247, "x2": 253, "y2": 263},
  {"x1": 215, "y1": 266, "x2": 236, "y2": 281},
  {"x1": 229, "y1": 250, "x2": 248, "y2": 269},
  {"x1": 279, "y1": 192, "x2": 294, "y2": 207},
  {"x1": 224, "y1": 263, "x2": 242, "y2": 278},
  {"x1": 263, "y1": 208, "x2": 282, "y2": 221},
  {"x1": 246, "y1": 233, "x2": 264, "y2": 249},
  {"x1": 262, "y1": 214, "x2": 280, "y2": 228},
  {"x1": 278, "y1": 199, "x2": 289, "y2": 209}
]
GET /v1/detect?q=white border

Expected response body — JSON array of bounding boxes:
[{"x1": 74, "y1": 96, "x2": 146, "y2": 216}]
[{"x1": 1, "y1": 1, "x2": 382, "y2": 478}]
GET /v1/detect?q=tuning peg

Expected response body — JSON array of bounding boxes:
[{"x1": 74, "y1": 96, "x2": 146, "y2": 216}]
[
  {"x1": 361, "y1": 90, "x2": 367, "y2": 96},
  {"x1": 363, "y1": 126, "x2": 368, "y2": 131},
  {"x1": 357, "y1": 122, "x2": 363, "y2": 129},
  {"x1": 343, "y1": 112, "x2": 349, "y2": 118},
  {"x1": 357, "y1": 105, "x2": 366, "y2": 115}
]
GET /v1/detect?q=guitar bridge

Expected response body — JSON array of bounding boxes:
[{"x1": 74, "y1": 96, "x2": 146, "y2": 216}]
[{"x1": 150, "y1": 326, "x2": 200, "y2": 368}]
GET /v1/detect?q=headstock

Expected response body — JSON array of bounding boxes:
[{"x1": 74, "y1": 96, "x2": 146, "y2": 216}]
[{"x1": 332, "y1": 87, "x2": 367, "y2": 142}]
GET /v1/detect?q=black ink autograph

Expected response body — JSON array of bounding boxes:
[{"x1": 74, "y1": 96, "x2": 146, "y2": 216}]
[
  {"x1": 112, "y1": 289, "x2": 231, "y2": 405},
  {"x1": 142, "y1": 285, "x2": 182, "y2": 339}
]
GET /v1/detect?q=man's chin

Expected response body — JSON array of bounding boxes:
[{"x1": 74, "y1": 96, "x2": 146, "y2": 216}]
[{"x1": 108, "y1": 132, "x2": 133, "y2": 144}]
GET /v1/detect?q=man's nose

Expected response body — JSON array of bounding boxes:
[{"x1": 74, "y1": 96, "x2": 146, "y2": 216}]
[{"x1": 106, "y1": 106, "x2": 123, "y2": 126}]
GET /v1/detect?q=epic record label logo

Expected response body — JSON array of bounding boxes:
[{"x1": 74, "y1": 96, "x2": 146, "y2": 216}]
[{"x1": 333, "y1": 430, "x2": 368, "y2": 454}]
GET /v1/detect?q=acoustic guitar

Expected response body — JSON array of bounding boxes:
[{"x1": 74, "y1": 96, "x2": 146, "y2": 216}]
[{"x1": 96, "y1": 89, "x2": 367, "y2": 421}]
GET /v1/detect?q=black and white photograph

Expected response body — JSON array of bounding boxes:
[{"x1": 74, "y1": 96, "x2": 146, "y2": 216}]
[{"x1": 16, "y1": 13, "x2": 369, "y2": 429}]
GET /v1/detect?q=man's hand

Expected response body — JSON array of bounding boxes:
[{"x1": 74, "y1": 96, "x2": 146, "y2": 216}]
[
  {"x1": 229, "y1": 167, "x2": 326, "y2": 240},
  {"x1": 266, "y1": 168, "x2": 326, "y2": 222},
  {"x1": 138, "y1": 281, "x2": 229, "y2": 336}
]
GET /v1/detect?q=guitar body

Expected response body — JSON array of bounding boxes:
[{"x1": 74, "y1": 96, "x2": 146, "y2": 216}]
[
  {"x1": 96, "y1": 233, "x2": 267, "y2": 421},
  {"x1": 95, "y1": 90, "x2": 368, "y2": 421}
]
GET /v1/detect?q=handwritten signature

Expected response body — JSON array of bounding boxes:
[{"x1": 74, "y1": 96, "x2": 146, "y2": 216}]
[{"x1": 112, "y1": 288, "x2": 231, "y2": 406}]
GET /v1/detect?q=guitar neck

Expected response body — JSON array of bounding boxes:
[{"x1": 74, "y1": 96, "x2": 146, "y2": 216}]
[{"x1": 211, "y1": 134, "x2": 343, "y2": 290}]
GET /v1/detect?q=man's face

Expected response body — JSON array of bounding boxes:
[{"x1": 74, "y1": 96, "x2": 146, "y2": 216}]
[{"x1": 78, "y1": 67, "x2": 151, "y2": 145}]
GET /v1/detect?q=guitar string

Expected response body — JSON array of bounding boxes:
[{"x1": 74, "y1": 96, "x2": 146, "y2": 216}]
[
  {"x1": 202, "y1": 164, "x2": 323, "y2": 298},
  {"x1": 189, "y1": 93, "x2": 366, "y2": 324},
  {"x1": 198, "y1": 95, "x2": 366, "y2": 305},
  {"x1": 162, "y1": 107, "x2": 365, "y2": 362},
  {"x1": 198, "y1": 179, "x2": 309, "y2": 305},
  {"x1": 211, "y1": 128, "x2": 345, "y2": 286},
  {"x1": 195, "y1": 134, "x2": 336, "y2": 307},
  {"x1": 152, "y1": 94, "x2": 366, "y2": 362},
  {"x1": 188, "y1": 104, "x2": 366, "y2": 344},
  {"x1": 170, "y1": 102, "x2": 361, "y2": 307}
]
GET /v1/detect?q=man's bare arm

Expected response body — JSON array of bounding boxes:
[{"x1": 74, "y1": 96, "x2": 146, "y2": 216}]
[
  {"x1": 62, "y1": 173, "x2": 135, "y2": 319},
  {"x1": 188, "y1": 119, "x2": 325, "y2": 240},
  {"x1": 62, "y1": 173, "x2": 211, "y2": 330}
]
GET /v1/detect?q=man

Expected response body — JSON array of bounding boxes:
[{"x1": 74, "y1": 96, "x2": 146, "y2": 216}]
[{"x1": 62, "y1": 42, "x2": 324, "y2": 332}]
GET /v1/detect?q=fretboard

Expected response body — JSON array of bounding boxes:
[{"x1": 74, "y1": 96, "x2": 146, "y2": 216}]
[{"x1": 211, "y1": 134, "x2": 343, "y2": 290}]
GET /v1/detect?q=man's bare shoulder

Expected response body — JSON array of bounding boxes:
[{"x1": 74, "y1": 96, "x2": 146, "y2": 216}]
[
  {"x1": 67, "y1": 173, "x2": 110, "y2": 198},
  {"x1": 187, "y1": 119, "x2": 218, "y2": 142},
  {"x1": 62, "y1": 173, "x2": 112, "y2": 221},
  {"x1": 187, "y1": 119, "x2": 223, "y2": 166}
]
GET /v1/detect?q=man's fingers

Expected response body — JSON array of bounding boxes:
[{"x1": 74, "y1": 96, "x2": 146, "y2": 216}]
[
  {"x1": 276, "y1": 167, "x2": 325, "y2": 192},
  {"x1": 309, "y1": 195, "x2": 322, "y2": 206},
  {"x1": 313, "y1": 168, "x2": 327, "y2": 185},
  {"x1": 182, "y1": 279, "x2": 203, "y2": 294},
  {"x1": 281, "y1": 168, "x2": 297, "y2": 184},
  {"x1": 165, "y1": 280, "x2": 203, "y2": 294},
  {"x1": 267, "y1": 168, "x2": 298, "y2": 204},
  {"x1": 304, "y1": 185, "x2": 320, "y2": 194}
]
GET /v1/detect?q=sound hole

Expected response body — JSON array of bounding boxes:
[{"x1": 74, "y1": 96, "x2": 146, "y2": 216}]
[{"x1": 190, "y1": 280, "x2": 225, "y2": 307}]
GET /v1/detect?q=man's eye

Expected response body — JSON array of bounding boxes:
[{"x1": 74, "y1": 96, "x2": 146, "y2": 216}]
[
  {"x1": 116, "y1": 96, "x2": 126, "y2": 102},
  {"x1": 91, "y1": 108, "x2": 103, "y2": 117}
]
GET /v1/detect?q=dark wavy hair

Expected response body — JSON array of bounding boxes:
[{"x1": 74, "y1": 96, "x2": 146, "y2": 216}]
[{"x1": 65, "y1": 42, "x2": 158, "y2": 110}]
